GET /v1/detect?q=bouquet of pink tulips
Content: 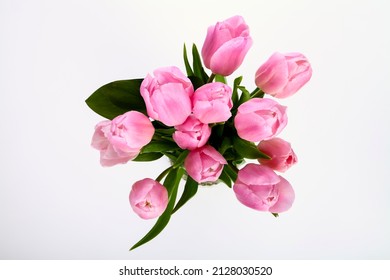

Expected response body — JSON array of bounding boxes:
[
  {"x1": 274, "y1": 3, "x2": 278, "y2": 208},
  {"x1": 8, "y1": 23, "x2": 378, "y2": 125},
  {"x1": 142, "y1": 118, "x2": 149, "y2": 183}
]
[{"x1": 86, "y1": 15, "x2": 312, "y2": 250}]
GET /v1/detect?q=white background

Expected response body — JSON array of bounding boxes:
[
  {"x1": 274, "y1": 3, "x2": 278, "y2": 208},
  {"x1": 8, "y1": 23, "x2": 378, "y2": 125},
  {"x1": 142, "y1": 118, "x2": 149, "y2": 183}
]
[{"x1": 1, "y1": 0, "x2": 389, "y2": 259}]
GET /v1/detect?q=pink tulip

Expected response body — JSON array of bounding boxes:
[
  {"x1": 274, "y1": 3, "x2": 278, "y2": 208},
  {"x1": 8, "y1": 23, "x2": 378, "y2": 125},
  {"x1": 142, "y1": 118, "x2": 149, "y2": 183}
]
[
  {"x1": 233, "y1": 164, "x2": 295, "y2": 213},
  {"x1": 184, "y1": 145, "x2": 227, "y2": 183},
  {"x1": 173, "y1": 115, "x2": 211, "y2": 150},
  {"x1": 255, "y1": 52, "x2": 312, "y2": 98},
  {"x1": 129, "y1": 178, "x2": 168, "y2": 219},
  {"x1": 234, "y1": 98, "x2": 287, "y2": 142},
  {"x1": 140, "y1": 66, "x2": 193, "y2": 126},
  {"x1": 91, "y1": 111, "x2": 155, "y2": 167},
  {"x1": 201, "y1": 15, "x2": 253, "y2": 76},
  {"x1": 258, "y1": 138, "x2": 297, "y2": 172},
  {"x1": 192, "y1": 82, "x2": 233, "y2": 124}
]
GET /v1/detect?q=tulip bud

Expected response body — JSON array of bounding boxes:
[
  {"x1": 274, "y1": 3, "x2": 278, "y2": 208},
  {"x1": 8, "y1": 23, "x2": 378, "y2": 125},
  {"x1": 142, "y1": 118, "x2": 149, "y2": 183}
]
[
  {"x1": 233, "y1": 164, "x2": 295, "y2": 213},
  {"x1": 184, "y1": 145, "x2": 227, "y2": 183},
  {"x1": 129, "y1": 178, "x2": 168, "y2": 219},
  {"x1": 140, "y1": 66, "x2": 193, "y2": 126},
  {"x1": 234, "y1": 98, "x2": 287, "y2": 142},
  {"x1": 192, "y1": 82, "x2": 233, "y2": 124},
  {"x1": 91, "y1": 111, "x2": 154, "y2": 167},
  {"x1": 258, "y1": 138, "x2": 297, "y2": 172},
  {"x1": 173, "y1": 116, "x2": 211, "y2": 150},
  {"x1": 255, "y1": 52, "x2": 312, "y2": 98},
  {"x1": 201, "y1": 15, "x2": 253, "y2": 76}
]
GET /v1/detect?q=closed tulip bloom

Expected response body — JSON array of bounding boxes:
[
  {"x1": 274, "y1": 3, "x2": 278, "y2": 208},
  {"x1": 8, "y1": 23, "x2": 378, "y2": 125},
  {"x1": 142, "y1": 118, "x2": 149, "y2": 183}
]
[
  {"x1": 255, "y1": 52, "x2": 312, "y2": 98},
  {"x1": 201, "y1": 15, "x2": 253, "y2": 76},
  {"x1": 258, "y1": 138, "x2": 297, "y2": 172},
  {"x1": 140, "y1": 66, "x2": 193, "y2": 126},
  {"x1": 233, "y1": 164, "x2": 295, "y2": 213},
  {"x1": 129, "y1": 178, "x2": 168, "y2": 219},
  {"x1": 91, "y1": 111, "x2": 154, "y2": 167},
  {"x1": 234, "y1": 98, "x2": 287, "y2": 142},
  {"x1": 184, "y1": 145, "x2": 227, "y2": 183},
  {"x1": 192, "y1": 82, "x2": 233, "y2": 124},
  {"x1": 173, "y1": 115, "x2": 211, "y2": 150}
]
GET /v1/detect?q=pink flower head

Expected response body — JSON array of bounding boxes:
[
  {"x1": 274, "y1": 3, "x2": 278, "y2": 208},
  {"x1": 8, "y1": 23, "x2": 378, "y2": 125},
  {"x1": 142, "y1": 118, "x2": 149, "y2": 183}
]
[
  {"x1": 192, "y1": 82, "x2": 233, "y2": 124},
  {"x1": 233, "y1": 164, "x2": 295, "y2": 213},
  {"x1": 201, "y1": 15, "x2": 253, "y2": 76},
  {"x1": 129, "y1": 178, "x2": 168, "y2": 219},
  {"x1": 255, "y1": 52, "x2": 312, "y2": 98},
  {"x1": 184, "y1": 145, "x2": 227, "y2": 183},
  {"x1": 173, "y1": 115, "x2": 211, "y2": 150},
  {"x1": 140, "y1": 66, "x2": 194, "y2": 126},
  {"x1": 234, "y1": 98, "x2": 287, "y2": 142},
  {"x1": 91, "y1": 111, "x2": 154, "y2": 167},
  {"x1": 258, "y1": 138, "x2": 297, "y2": 172}
]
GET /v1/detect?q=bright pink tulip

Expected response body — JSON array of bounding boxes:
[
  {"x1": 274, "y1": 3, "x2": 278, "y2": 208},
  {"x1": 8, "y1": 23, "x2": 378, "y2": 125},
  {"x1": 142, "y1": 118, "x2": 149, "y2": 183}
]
[
  {"x1": 173, "y1": 115, "x2": 211, "y2": 150},
  {"x1": 129, "y1": 178, "x2": 168, "y2": 219},
  {"x1": 140, "y1": 66, "x2": 193, "y2": 126},
  {"x1": 258, "y1": 138, "x2": 297, "y2": 172},
  {"x1": 184, "y1": 145, "x2": 227, "y2": 183},
  {"x1": 233, "y1": 164, "x2": 295, "y2": 213},
  {"x1": 234, "y1": 98, "x2": 287, "y2": 142},
  {"x1": 192, "y1": 82, "x2": 233, "y2": 124},
  {"x1": 91, "y1": 111, "x2": 154, "y2": 167},
  {"x1": 255, "y1": 52, "x2": 312, "y2": 98},
  {"x1": 201, "y1": 15, "x2": 253, "y2": 76}
]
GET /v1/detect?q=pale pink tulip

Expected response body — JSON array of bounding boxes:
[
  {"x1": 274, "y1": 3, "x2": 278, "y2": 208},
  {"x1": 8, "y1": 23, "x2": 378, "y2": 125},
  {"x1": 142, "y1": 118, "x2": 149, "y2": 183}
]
[
  {"x1": 258, "y1": 138, "x2": 297, "y2": 172},
  {"x1": 255, "y1": 52, "x2": 312, "y2": 98},
  {"x1": 234, "y1": 98, "x2": 287, "y2": 142},
  {"x1": 91, "y1": 111, "x2": 154, "y2": 167},
  {"x1": 184, "y1": 145, "x2": 227, "y2": 183},
  {"x1": 140, "y1": 66, "x2": 193, "y2": 126},
  {"x1": 201, "y1": 15, "x2": 253, "y2": 76},
  {"x1": 173, "y1": 115, "x2": 211, "y2": 150},
  {"x1": 192, "y1": 82, "x2": 233, "y2": 124},
  {"x1": 129, "y1": 178, "x2": 168, "y2": 219},
  {"x1": 233, "y1": 164, "x2": 295, "y2": 213}
]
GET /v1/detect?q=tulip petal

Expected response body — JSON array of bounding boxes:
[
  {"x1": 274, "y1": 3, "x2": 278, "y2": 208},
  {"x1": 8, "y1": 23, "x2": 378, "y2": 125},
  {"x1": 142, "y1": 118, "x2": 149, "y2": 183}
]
[
  {"x1": 269, "y1": 176, "x2": 295, "y2": 213},
  {"x1": 150, "y1": 83, "x2": 192, "y2": 126},
  {"x1": 255, "y1": 52, "x2": 288, "y2": 94},
  {"x1": 129, "y1": 178, "x2": 168, "y2": 219},
  {"x1": 209, "y1": 36, "x2": 252, "y2": 76},
  {"x1": 236, "y1": 164, "x2": 280, "y2": 186}
]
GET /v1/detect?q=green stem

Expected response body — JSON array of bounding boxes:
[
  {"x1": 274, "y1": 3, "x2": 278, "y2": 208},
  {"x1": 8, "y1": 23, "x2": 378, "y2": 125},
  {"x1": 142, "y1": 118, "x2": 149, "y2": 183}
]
[
  {"x1": 226, "y1": 162, "x2": 239, "y2": 182},
  {"x1": 156, "y1": 165, "x2": 174, "y2": 182},
  {"x1": 250, "y1": 87, "x2": 265, "y2": 98},
  {"x1": 207, "y1": 73, "x2": 216, "y2": 83}
]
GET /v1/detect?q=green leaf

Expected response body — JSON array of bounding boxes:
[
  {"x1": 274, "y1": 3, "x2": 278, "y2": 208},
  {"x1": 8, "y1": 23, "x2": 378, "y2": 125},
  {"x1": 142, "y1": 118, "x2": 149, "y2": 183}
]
[
  {"x1": 192, "y1": 44, "x2": 209, "y2": 83},
  {"x1": 218, "y1": 137, "x2": 232, "y2": 155},
  {"x1": 130, "y1": 168, "x2": 184, "y2": 250},
  {"x1": 85, "y1": 79, "x2": 146, "y2": 120},
  {"x1": 172, "y1": 150, "x2": 189, "y2": 168},
  {"x1": 237, "y1": 85, "x2": 251, "y2": 105},
  {"x1": 188, "y1": 75, "x2": 204, "y2": 90},
  {"x1": 233, "y1": 136, "x2": 271, "y2": 160},
  {"x1": 172, "y1": 176, "x2": 198, "y2": 214},
  {"x1": 225, "y1": 162, "x2": 238, "y2": 182},
  {"x1": 219, "y1": 167, "x2": 232, "y2": 188},
  {"x1": 183, "y1": 44, "x2": 194, "y2": 77},
  {"x1": 272, "y1": 213, "x2": 279, "y2": 218},
  {"x1": 215, "y1": 74, "x2": 227, "y2": 84},
  {"x1": 141, "y1": 140, "x2": 179, "y2": 153},
  {"x1": 132, "y1": 152, "x2": 163, "y2": 162},
  {"x1": 162, "y1": 152, "x2": 178, "y2": 163},
  {"x1": 155, "y1": 128, "x2": 175, "y2": 136},
  {"x1": 250, "y1": 87, "x2": 265, "y2": 98},
  {"x1": 232, "y1": 76, "x2": 242, "y2": 106}
]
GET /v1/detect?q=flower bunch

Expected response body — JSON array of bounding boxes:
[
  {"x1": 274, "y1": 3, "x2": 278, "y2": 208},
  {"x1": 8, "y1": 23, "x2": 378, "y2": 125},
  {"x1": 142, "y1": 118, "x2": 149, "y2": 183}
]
[{"x1": 86, "y1": 15, "x2": 312, "y2": 250}]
